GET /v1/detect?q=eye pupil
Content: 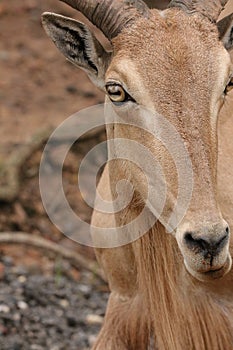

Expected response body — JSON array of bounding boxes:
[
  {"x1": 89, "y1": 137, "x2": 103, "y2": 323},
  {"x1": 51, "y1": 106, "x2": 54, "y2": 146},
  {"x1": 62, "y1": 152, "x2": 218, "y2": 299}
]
[
  {"x1": 106, "y1": 84, "x2": 127, "y2": 103},
  {"x1": 111, "y1": 89, "x2": 122, "y2": 97}
]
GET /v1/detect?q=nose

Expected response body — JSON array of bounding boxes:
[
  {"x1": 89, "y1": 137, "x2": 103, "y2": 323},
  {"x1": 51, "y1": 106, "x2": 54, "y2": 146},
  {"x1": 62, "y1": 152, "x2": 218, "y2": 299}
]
[{"x1": 184, "y1": 225, "x2": 230, "y2": 258}]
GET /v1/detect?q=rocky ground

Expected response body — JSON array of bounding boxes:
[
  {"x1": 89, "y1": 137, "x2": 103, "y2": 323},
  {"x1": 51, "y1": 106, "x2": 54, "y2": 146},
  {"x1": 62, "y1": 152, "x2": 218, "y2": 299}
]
[{"x1": 0, "y1": 253, "x2": 109, "y2": 350}]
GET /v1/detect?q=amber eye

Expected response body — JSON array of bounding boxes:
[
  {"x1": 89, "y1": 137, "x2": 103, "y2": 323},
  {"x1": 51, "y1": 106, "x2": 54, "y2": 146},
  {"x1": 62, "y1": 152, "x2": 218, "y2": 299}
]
[
  {"x1": 106, "y1": 84, "x2": 126, "y2": 103},
  {"x1": 225, "y1": 77, "x2": 233, "y2": 95},
  {"x1": 106, "y1": 83, "x2": 134, "y2": 104}
]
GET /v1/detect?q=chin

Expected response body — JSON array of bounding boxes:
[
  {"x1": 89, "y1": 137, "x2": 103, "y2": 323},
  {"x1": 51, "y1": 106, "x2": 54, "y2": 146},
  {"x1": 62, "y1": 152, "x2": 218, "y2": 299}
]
[{"x1": 184, "y1": 254, "x2": 232, "y2": 282}]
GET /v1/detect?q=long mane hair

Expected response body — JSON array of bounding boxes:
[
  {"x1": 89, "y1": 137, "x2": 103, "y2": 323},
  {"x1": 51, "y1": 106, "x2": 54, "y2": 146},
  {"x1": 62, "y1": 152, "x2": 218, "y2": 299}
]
[{"x1": 133, "y1": 222, "x2": 233, "y2": 349}]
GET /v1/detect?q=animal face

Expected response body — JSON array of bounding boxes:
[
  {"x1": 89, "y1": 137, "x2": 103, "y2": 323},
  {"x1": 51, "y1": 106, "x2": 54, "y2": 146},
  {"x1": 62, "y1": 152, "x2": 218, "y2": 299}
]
[
  {"x1": 106, "y1": 10, "x2": 233, "y2": 281},
  {"x1": 42, "y1": 1, "x2": 233, "y2": 281}
]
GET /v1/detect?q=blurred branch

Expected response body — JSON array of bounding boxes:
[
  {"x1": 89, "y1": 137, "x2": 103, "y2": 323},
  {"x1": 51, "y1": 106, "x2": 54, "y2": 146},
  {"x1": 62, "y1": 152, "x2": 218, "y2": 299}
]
[{"x1": 0, "y1": 232, "x2": 105, "y2": 281}]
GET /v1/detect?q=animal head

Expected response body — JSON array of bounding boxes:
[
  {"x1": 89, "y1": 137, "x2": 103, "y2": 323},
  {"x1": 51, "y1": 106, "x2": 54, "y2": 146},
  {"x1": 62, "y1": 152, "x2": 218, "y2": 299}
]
[{"x1": 42, "y1": 0, "x2": 233, "y2": 282}]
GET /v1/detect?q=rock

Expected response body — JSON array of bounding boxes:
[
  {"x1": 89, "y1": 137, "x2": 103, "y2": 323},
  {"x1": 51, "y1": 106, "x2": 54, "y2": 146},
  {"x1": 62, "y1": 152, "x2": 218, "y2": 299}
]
[
  {"x1": 85, "y1": 314, "x2": 104, "y2": 325},
  {"x1": 17, "y1": 301, "x2": 28, "y2": 310},
  {"x1": 78, "y1": 284, "x2": 91, "y2": 296},
  {"x1": 49, "y1": 346, "x2": 60, "y2": 350},
  {"x1": 0, "y1": 304, "x2": 10, "y2": 313},
  {"x1": 0, "y1": 255, "x2": 108, "y2": 349},
  {"x1": 59, "y1": 299, "x2": 69, "y2": 308},
  {"x1": 30, "y1": 345, "x2": 44, "y2": 350},
  {"x1": 18, "y1": 275, "x2": 27, "y2": 283},
  {"x1": 42, "y1": 317, "x2": 57, "y2": 327},
  {"x1": 12, "y1": 313, "x2": 21, "y2": 321}
]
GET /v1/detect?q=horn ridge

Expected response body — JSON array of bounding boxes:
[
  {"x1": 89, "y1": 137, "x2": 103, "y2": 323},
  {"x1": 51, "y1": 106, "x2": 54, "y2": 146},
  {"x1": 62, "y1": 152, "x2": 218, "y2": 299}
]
[
  {"x1": 59, "y1": 0, "x2": 150, "y2": 40},
  {"x1": 169, "y1": 0, "x2": 229, "y2": 22}
]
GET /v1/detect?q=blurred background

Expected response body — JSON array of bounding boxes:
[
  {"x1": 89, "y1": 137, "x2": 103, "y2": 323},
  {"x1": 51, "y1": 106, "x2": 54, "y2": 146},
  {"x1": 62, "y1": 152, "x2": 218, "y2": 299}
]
[
  {"x1": 0, "y1": 0, "x2": 231, "y2": 349},
  {"x1": 0, "y1": 1, "x2": 108, "y2": 349}
]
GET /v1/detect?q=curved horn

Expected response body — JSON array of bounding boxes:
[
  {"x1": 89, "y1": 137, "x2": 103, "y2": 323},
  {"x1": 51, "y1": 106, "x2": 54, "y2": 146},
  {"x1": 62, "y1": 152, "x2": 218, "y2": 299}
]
[
  {"x1": 169, "y1": 0, "x2": 229, "y2": 22},
  {"x1": 59, "y1": 0, "x2": 150, "y2": 40}
]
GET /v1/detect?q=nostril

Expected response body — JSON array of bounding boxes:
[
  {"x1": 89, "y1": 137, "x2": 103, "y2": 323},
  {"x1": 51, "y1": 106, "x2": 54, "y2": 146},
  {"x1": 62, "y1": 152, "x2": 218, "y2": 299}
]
[
  {"x1": 218, "y1": 233, "x2": 229, "y2": 248},
  {"x1": 184, "y1": 233, "x2": 195, "y2": 247},
  {"x1": 225, "y1": 226, "x2": 230, "y2": 236},
  {"x1": 184, "y1": 229, "x2": 229, "y2": 254},
  {"x1": 184, "y1": 232, "x2": 208, "y2": 251}
]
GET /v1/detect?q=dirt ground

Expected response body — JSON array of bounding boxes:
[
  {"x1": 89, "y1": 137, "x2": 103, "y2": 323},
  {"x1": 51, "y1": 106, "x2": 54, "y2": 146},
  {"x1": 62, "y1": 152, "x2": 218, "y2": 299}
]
[
  {"x1": 0, "y1": 1, "x2": 108, "y2": 261},
  {"x1": 1, "y1": 0, "x2": 233, "y2": 349}
]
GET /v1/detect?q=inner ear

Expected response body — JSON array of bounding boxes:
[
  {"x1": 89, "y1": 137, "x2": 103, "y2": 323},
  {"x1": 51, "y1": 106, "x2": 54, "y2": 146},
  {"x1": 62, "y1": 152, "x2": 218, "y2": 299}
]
[
  {"x1": 218, "y1": 13, "x2": 233, "y2": 51},
  {"x1": 41, "y1": 12, "x2": 111, "y2": 90}
]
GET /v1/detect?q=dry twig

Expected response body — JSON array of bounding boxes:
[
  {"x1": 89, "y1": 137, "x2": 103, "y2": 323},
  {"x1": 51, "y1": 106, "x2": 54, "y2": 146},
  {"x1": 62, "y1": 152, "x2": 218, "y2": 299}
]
[{"x1": 0, "y1": 232, "x2": 105, "y2": 281}]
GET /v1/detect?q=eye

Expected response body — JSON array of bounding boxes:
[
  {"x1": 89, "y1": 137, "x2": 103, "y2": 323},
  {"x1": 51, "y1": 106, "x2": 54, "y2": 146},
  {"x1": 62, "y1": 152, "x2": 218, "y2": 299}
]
[
  {"x1": 224, "y1": 76, "x2": 233, "y2": 95},
  {"x1": 106, "y1": 83, "x2": 135, "y2": 105}
]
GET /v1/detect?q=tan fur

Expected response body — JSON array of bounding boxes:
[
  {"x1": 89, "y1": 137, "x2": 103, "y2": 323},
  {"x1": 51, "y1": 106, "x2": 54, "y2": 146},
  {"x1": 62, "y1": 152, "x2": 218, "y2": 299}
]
[{"x1": 91, "y1": 8, "x2": 233, "y2": 350}]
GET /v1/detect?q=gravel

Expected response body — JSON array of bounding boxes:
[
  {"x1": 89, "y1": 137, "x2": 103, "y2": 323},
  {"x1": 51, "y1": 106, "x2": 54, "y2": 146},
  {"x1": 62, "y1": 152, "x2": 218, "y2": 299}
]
[{"x1": 0, "y1": 255, "x2": 109, "y2": 350}]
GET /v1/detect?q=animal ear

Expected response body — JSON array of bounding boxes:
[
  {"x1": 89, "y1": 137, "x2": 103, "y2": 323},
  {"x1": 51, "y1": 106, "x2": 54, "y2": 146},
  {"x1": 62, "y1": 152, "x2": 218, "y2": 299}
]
[
  {"x1": 218, "y1": 13, "x2": 233, "y2": 51},
  {"x1": 41, "y1": 12, "x2": 110, "y2": 90}
]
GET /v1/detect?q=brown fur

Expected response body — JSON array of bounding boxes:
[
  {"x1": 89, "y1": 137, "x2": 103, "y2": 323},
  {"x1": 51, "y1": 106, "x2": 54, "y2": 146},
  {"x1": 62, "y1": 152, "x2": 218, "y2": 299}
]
[{"x1": 92, "y1": 9, "x2": 233, "y2": 350}]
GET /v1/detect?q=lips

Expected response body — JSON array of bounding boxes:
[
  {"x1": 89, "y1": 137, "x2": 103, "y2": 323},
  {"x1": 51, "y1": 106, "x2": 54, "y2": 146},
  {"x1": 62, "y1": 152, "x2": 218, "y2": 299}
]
[{"x1": 184, "y1": 253, "x2": 232, "y2": 282}]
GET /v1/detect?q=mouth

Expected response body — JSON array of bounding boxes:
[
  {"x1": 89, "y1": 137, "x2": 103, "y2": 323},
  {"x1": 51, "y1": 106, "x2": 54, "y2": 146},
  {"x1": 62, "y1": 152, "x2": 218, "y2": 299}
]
[{"x1": 184, "y1": 253, "x2": 232, "y2": 282}]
